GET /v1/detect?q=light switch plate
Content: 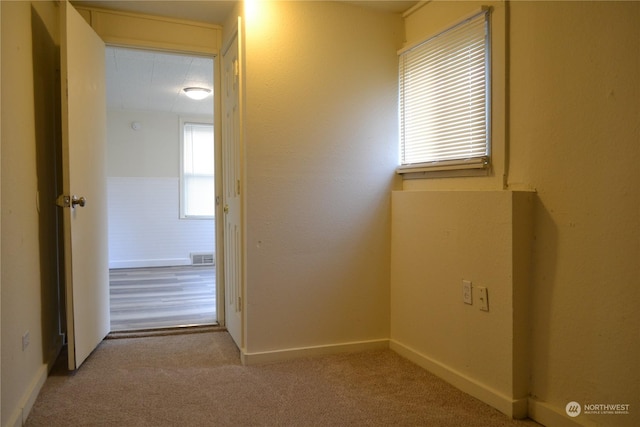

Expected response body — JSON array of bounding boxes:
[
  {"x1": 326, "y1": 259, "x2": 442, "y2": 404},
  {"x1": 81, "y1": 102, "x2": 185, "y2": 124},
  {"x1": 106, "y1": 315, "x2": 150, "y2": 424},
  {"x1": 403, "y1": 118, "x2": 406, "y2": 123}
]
[
  {"x1": 478, "y1": 286, "x2": 489, "y2": 311},
  {"x1": 462, "y1": 280, "x2": 472, "y2": 305}
]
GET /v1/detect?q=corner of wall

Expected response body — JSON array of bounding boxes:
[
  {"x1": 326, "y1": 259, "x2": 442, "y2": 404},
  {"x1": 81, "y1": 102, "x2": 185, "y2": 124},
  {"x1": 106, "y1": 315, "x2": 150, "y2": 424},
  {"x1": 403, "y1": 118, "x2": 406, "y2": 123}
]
[
  {"x1": 528, "y1": 398, "x2": 596, "y2": 427},
  {"x1": 511, "y1": 190, "x2": 535, "y2": 402},
  {"x1": 390, "y1": 339, "x2": 528, "y2": 418},
  {"x1": 390, "y1": 190, "x2": 535, "y2": 419}
]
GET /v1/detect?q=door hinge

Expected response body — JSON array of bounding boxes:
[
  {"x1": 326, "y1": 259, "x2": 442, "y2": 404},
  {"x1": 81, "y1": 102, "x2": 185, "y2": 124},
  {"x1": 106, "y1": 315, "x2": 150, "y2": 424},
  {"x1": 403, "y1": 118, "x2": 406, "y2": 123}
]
[
  {"x1": 237, "y1": 179, "x2": 241, "y2": 195},
  {"x1": 233, "y1": 59, "x2": 239, "y2": 77},
  {"x1": 237, "y1": 296, "x2": 242, "y2": 311}
]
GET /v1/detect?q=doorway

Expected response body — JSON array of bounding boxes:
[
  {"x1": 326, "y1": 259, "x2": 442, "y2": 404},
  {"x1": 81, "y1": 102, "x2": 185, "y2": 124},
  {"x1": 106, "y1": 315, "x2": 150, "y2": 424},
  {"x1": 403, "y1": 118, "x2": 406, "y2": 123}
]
[{"x1": 104, "y1": 46, "x2": 217, "y2": 331}]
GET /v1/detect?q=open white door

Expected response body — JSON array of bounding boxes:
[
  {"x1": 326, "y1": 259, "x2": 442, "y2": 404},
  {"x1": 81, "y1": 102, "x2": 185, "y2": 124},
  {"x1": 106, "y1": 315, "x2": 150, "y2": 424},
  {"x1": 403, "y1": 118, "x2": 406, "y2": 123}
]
[
  {"x1": 222, "y1": 24, "x2": 243, "y2": 348},
  {"x1": 59, "y1": 0, "x2": 110, "y2": 370}
]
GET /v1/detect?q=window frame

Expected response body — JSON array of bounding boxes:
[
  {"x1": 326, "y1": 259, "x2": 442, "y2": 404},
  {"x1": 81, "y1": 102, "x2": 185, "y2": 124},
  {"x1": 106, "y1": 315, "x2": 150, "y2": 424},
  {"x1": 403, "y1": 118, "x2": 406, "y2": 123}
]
[
  {"x1": 179, "y1": 117, "x2": 215, "y2": 220},
  {"x1": 397, "y1": 7, "x2": 492, "y2": 178}
]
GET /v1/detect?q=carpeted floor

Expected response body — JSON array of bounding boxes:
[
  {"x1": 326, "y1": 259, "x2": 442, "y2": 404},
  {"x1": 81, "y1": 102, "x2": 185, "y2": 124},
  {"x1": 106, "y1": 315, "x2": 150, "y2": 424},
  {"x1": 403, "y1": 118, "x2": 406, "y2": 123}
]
[{"x1": 26, "y1": 331, "x2": 542, "y2": 426}]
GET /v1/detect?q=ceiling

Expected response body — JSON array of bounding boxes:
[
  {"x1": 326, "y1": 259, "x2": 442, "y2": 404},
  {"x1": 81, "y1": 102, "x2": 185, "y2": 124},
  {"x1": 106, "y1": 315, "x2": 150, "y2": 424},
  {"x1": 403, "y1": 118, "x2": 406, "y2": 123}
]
[
  {"x1": 105, "y1": 46, "x2": 214, "y2": 116},
  {"x1": 93, "y1": 1, "x2": 418, "y2": 117}
]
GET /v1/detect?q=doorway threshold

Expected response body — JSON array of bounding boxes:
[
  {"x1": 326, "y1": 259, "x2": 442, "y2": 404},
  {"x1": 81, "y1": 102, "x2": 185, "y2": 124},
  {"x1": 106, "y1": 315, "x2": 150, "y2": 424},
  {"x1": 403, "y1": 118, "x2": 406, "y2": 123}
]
[{"x1": 107, "y1": 324, "x2": 225, "y2": 340}]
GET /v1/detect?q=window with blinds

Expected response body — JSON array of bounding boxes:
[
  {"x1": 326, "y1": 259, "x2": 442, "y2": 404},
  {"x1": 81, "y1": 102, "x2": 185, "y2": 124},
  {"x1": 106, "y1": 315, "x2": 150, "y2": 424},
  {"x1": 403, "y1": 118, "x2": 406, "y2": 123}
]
[
  {"x1": 181, "y1": 121, "x2": 215, "y2": 218},
  {"x1": 398, "y1": 9, "x2": 490, "y2": 173}
]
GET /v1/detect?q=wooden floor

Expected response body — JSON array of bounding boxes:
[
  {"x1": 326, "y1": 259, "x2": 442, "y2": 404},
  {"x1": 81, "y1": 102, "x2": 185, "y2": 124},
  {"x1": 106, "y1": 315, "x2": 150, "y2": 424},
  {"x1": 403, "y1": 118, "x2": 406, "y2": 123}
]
[{"x1": 109, "y1": 265, "x2": 216, "y2": 331}]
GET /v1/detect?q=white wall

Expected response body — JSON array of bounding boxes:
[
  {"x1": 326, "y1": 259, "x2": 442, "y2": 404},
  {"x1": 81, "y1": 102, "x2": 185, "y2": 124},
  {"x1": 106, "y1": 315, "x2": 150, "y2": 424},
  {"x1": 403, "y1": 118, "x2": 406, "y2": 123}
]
[
  {"x1": 0, "y1": 3, "x2": 224, "y2": 424},
  {"x1": 1, "y1": 2, "x2": 60, "y2": 425},
  {"x1": 508, "y1": 2, "x2": 639, "y2": 426},
  {"x1": 402, "y1": 0, "x2": 508, "y2": 191},
  {"x1": 241, "y1": 1, "x2": 403, "y2": 358},
  {"x1": 390, "y1": 0, "x2": 526, "y2": 417},
  {"x1": 394, "y1": 1, "x2": 640, "y2": 426},
  {"x1": 3, "y1": 1, "x2": 637, "y2": 426},
  {"x1": 107, "y1": 109, "x2": 179, "y2": 178},
  {"x1": 106, "y1": 109, "x2": 214, "y2": 268},
  {"x1": 391, "y1": 190, "x2": 533, "y2": 418}
]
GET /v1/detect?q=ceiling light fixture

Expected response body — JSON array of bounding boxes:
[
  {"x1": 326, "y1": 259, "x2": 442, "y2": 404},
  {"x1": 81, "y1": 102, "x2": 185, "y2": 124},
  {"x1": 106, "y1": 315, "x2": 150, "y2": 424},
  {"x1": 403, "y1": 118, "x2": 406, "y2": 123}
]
[{"x1": 183, "y1": 87, "x2": 212, "y2": 100}]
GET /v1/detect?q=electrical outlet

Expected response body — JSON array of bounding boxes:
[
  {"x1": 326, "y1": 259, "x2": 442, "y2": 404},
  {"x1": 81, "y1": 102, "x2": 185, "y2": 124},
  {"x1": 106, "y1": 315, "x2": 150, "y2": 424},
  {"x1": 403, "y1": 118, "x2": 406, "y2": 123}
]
[
  {"x1": 478, "y1": 287, "x2": 489, "y2": 311},
  {"x1": 22, "y1": 331, "x2": 30, "y2": 351},
  {"x1": 462, "y1": 280, "x2": 473, "y2": 305}
]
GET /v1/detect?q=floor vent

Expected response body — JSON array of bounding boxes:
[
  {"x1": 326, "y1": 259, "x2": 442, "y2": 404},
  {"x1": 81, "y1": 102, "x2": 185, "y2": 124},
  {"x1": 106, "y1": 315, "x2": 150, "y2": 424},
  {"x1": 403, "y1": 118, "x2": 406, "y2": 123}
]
[{"x1": 191, "y1": 253, "x2": 214, "y2": 266}]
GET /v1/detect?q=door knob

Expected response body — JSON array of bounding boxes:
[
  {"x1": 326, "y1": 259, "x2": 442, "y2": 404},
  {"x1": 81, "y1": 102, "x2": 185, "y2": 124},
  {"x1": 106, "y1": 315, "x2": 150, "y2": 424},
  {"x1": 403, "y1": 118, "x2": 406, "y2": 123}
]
[{"x1": 72, "y1": 195, "x2": 86, "y2": 207}]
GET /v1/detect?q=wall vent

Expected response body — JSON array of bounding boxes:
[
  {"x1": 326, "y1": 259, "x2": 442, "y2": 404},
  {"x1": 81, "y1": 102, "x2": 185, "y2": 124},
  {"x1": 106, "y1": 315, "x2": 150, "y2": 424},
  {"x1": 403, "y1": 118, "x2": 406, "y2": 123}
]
[{"x1": 191, "y1": 253, "x2": 214, "y2": 266}]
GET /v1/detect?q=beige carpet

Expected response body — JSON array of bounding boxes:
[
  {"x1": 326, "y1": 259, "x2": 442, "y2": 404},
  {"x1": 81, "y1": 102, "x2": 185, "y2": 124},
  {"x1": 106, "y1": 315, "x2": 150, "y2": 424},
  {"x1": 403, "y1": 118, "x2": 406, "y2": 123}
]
[{"x1": 26, "y1": 331, "x2": 542, "y2": 426}]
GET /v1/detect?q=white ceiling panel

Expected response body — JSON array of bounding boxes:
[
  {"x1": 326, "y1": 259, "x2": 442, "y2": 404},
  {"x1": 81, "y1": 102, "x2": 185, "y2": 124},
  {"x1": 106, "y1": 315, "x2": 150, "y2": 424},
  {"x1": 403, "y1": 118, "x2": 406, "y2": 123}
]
[{"x1": 105, "y1": 46, "x2": 214, "y2": 117}]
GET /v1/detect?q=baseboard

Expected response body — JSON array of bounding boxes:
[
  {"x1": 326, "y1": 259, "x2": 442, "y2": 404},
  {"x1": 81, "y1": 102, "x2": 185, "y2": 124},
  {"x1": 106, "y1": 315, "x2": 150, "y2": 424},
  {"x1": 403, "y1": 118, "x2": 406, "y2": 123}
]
[
  {"x1": 4, "y1": 363, "x2": 48, "y2": 427},
  {"x1": 528, "y1": 398, "x2": 599, "y2": 427},
  {"x1": 241, "y1": 339, "x2": 390, "y2": 365},
  {"x1": 389, "y1": 339, "x2": 528, "y2": 419},
  {"x1": 109, "y1": 258, "x2": 191, "y2": 269}
]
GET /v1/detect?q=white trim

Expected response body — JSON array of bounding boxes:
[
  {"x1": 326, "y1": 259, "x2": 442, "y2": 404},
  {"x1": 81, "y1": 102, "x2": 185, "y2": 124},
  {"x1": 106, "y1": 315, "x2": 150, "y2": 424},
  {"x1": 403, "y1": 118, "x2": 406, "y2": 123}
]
[
  {"x1": 397, "y1": 156, "x2": 489, "y2": 174},
  {"x1": 222, "y1": 24, "x2": 239, "y2": 57},
  {"x1": 528, "y1": 398, "x2": 598, "y2": 427},
  {"x1": 398, "y1": 6, "x2": 490, "y2": 55},
  {"x1": 241, "y1": 339, "x2": 389, "y2": 365},
  {"x1": 402, "y1": 1, "x2": 429, "y2": 19},
  {"x1": 72, "y1": 5, "x2": 221, "y2": 56},
  {"x1": 109, "y1": 258, "x2": 191, "y2": 269},
  {"x1": 389, "y1": 340, "x2": 528, "y2": 419},
  {"x1": 74, "y1": 5, "x2": 221, "y2": 30},
  {"x1": 398, "y1": 9, "x2": 491, "y2": 171}
]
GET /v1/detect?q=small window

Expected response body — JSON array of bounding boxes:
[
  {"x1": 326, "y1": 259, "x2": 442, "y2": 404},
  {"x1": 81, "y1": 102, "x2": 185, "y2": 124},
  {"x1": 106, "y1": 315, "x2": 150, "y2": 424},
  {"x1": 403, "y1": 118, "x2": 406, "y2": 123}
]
[
  {"x1": 398, "y1": 9, "x2": 491, "y2": 174},
  {"x1": 180, "y1": 121, "x2": 214, "y2": 218}
]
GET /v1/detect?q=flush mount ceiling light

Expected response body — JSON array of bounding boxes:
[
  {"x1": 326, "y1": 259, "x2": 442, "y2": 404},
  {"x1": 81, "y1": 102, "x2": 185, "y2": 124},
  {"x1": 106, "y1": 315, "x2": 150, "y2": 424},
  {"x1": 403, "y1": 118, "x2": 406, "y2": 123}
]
[{"x1": 183, "y1": 87, "x2": 212, "y2": 100}]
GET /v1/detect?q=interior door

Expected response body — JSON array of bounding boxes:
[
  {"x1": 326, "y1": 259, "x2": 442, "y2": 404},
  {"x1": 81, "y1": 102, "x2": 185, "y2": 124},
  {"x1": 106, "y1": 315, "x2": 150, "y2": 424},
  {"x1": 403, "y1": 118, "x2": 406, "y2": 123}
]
[
  {"x1": 59, "y1": 0, "x2": 110, "y2": 370},
  {"x1": 222, "y1": 25, "x2": 243, "y2": 348}
]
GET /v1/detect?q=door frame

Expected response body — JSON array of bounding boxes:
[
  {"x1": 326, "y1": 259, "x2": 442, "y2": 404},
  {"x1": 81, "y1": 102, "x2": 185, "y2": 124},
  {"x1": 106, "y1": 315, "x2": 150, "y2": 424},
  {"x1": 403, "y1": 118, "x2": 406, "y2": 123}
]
[
  {"x1": 104, "y1": 45, "x2": 222, "y2": 327},
  {"x1": 71, "y1": 6, "x2": 227, "y2": 329},
  {"x1": 220, "y1": 22, "x2": 244, "y2": 349}
]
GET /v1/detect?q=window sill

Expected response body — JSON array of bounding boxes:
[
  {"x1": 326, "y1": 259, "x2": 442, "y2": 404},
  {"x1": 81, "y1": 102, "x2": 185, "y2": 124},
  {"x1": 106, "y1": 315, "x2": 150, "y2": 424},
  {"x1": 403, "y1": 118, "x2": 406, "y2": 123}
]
[
  {"x1": 180, "y1": 215, "x2": 215, "y2": 220},
  {"x1": 397, "y1": 157, "x2": 489, "y2": 179}
]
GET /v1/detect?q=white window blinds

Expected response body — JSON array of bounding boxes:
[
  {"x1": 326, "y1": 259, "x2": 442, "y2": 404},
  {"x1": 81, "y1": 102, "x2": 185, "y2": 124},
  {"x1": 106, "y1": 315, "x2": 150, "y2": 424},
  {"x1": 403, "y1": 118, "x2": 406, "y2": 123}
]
[{"x1": 399, "y1": 9, "x2": 490, "y2": 171}]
